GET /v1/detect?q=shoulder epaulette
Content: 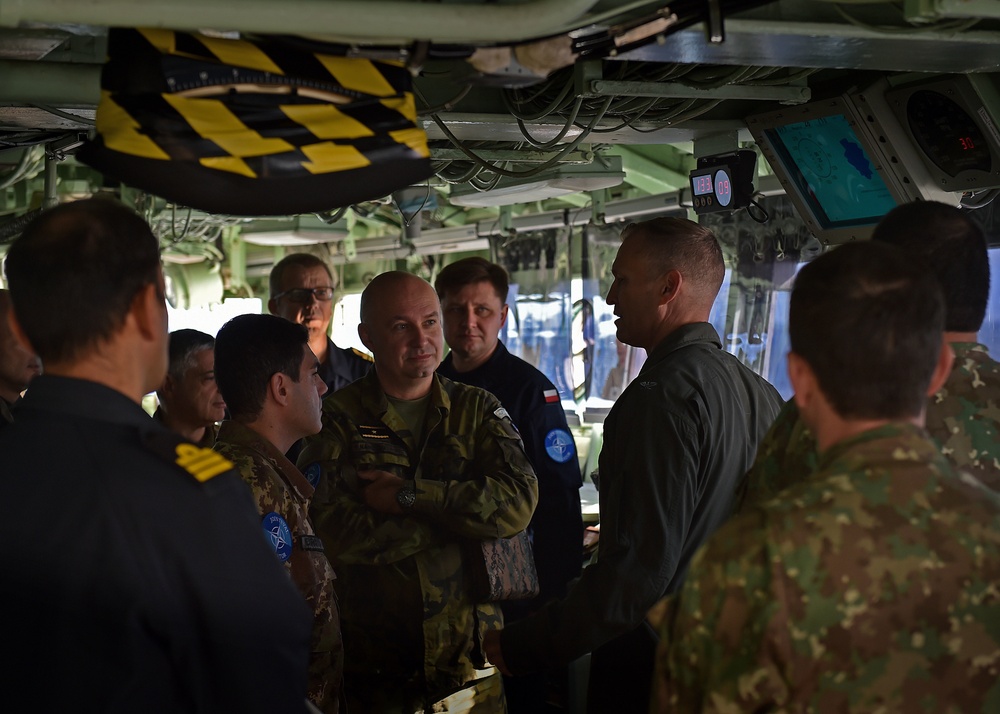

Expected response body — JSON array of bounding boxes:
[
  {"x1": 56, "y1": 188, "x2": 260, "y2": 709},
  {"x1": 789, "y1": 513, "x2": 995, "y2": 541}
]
[
  {"x1": 352, "y1": 348, "x2": 374, "y2": 363},
  {"x1": 175, "y1": 444, "x2": 235, "y2": 482},
  {"x1": 142, "y1": 427, "x2": 234, "y2": 483}
]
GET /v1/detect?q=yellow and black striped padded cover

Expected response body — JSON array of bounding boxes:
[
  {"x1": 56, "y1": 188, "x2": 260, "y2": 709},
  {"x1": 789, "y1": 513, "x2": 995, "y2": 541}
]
[{"x1": 80, "y1": 29, "x2": 432, "y2": 216}]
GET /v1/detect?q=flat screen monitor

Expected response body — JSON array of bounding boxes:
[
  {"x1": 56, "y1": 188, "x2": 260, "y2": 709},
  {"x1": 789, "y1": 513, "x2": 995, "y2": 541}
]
[{"x1": 748, "y1": 97, "x2": 908, "y2": 245}]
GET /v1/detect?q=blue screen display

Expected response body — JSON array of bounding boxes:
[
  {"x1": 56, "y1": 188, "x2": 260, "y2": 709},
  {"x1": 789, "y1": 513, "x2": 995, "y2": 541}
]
[{"x1": 766, "y1": 114, "x2": 896, "y2": 228}]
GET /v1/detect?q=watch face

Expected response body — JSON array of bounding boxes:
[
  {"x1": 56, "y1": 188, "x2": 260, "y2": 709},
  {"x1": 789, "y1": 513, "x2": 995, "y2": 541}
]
[{"x1": 397, "y1": 483, "x2": 416, "y2": 509}]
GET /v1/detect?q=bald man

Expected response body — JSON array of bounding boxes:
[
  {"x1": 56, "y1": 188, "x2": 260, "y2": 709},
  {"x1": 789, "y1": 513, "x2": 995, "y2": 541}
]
[
  {"x1": 0, "y1": 289, "x2": 41, "y2": 427},
  {"x1": 486, "y1": 217, "x2": 784, "y2": 713},
  {"x1": 299, "y1": 271, "x2": 538, "y2": 713}
]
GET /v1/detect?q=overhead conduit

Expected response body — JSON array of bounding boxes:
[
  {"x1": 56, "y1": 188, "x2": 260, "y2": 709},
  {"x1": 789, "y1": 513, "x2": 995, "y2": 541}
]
[{"x1": 0, "y1": 0, "x2": 601, "y2": 43}]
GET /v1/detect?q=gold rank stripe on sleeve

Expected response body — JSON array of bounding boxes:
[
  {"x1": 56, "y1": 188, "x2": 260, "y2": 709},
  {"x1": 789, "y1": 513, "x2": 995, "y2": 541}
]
[{"x1": 174, "y1": 444, "x2": 235, "y2": 482}]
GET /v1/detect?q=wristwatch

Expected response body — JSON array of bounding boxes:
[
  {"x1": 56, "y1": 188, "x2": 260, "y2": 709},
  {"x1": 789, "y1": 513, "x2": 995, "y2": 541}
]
[{"x1": 396, "y1": 481, "x2": 416, "y2": 510}]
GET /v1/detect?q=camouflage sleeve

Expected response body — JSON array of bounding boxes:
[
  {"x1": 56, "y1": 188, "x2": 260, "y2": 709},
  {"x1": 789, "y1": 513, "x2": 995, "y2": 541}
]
[
  {"x1": 652, "y1": 510, "x2": 786, "y2": 713},
  {"x1": 301, "y1": 417, "x2": 440, "y2": 566},
  {"x1": 411, "y1": 399, "x2": 539, "y2": 540},
  {"x1": 735, "y1": 399, "x2": 819, "y2": 513}
]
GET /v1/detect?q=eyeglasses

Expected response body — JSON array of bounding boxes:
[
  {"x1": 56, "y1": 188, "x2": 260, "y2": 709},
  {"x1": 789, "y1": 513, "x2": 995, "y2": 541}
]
[{"x1": 273, "y1": 287, "x2": 335, "y2": 303}]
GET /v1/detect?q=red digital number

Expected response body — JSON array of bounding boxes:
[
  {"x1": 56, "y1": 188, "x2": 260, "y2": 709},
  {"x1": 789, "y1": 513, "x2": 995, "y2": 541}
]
[{"x1": 960, "y1": 136, "x2": 975, "y2": 151}]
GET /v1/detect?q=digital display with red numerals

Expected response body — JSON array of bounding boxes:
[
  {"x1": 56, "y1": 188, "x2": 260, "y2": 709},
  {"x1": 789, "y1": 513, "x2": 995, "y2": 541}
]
[
  {"x1": 714, "y1": 169, "x2": 733, "y2": 207},
  {"x1": 692, "y1": 174, "x2": 713, "y2": 196},
  {"x1": 905, "y1": 90, "x2": 991, "y2": 178}
]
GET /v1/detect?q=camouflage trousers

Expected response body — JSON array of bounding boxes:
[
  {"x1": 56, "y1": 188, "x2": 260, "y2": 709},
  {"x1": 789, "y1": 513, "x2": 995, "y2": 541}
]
[{"x1": 346, "y1": 668, "x2": 506, "y2": 714}]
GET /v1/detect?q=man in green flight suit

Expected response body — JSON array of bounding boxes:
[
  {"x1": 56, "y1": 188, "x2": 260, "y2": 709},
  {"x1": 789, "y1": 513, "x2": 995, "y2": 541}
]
[
  {"x1": 738, "y1": 200, "x2": 1000, "y2": 509},
  {"x1": 299, "y1": 271, "x2": 539, "y2": 713},
  {"x1": 213, "y1": 314, "x2": 344, "y2": 714},
  {"x1": 651, "y1": 240, "x2": 1000, "y2": 712}
]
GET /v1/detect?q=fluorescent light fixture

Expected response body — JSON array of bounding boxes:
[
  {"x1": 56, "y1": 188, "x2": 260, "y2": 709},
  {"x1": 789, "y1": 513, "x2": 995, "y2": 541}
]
[
  {"x1": 449, "y1": 156, "x2": 625, "y2": 208},
  {"x1": 241, "y1": 229, "x2": 347, "y2": 246},
  {"x1": 408, "y1": 224, "x2": 489, "y2": 254}
]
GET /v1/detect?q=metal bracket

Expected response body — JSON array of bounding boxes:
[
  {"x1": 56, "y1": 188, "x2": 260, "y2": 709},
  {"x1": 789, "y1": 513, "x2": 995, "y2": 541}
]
[{"x1": 707, "y1": 0, "x2": 725, "y2": 44}]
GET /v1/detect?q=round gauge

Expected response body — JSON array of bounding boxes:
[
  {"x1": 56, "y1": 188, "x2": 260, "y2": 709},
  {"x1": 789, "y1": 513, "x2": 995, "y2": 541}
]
[
  {"x1": 906, "y1": 90, "x2": 991, "y2": 178},
  {"x1": 714, "y1": 168, "x2": 733, "y2": 207}
]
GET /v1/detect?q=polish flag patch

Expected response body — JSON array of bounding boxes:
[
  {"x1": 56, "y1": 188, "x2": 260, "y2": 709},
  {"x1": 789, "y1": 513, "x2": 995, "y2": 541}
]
[{"x1": 543, "y1": 389, "x2": 559, "y2": 403}]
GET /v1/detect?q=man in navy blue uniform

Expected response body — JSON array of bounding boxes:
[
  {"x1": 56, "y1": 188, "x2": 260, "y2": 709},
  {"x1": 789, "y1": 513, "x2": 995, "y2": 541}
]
[
  {"x1": 269, "y1": 253, "x2": 372, "y2": 395},
  {"x1": 0, "y1": 198, "x2": 313, "y2": 713},
  {"x1": 436, "y1": 257, "x2": 583, "y2": 712}
]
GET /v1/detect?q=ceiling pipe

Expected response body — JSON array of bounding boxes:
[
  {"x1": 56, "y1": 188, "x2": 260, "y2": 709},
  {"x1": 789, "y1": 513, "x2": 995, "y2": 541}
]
[
  {"x1": 0, "y1": 60, "x2": 100, "y2": 105},
  {"x1": 0, "y1": 0, "x2": 602, "y2": 43}
]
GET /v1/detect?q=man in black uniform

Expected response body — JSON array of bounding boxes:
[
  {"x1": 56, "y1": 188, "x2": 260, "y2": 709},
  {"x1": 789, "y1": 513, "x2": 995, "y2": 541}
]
[
  {"x1": 436, "y1": 257, "x2": 583, "y2": 712},
  {"x1": 269, "y1": 253, "x2": 372, "y2": 395},
  {"x1": 0, "y1": 288, "x2": 41, "y2": 428},
  {"x1": 0, "y1": 198, "x2": 313, "y2": 713}
]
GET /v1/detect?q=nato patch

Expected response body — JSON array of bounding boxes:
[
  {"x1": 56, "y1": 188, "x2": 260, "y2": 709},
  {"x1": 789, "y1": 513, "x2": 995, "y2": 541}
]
[
  {"x1": 302, "y1": 462, "x2": 322, "y2": 488},
  {"x1": 544, "y1": 428, "x2": 576, "y2": 463},
  {"x1": 262, "y1": 512, "x2": 293, "y2": 562}
]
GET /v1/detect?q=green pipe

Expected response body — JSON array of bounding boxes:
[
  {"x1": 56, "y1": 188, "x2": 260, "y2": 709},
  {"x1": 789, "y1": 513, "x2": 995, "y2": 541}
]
[
  {"x1": 0, "y1": 59, "x2": 100, "y2": 105},
  {"x1": 0, "y1": 0, "x2": 601, "y2": 43}
]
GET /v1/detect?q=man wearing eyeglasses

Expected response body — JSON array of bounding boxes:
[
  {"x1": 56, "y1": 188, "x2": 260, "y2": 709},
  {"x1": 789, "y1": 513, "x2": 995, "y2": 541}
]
[{"x1": 269, "y1": 253, "x2": 372, "y2": 396}]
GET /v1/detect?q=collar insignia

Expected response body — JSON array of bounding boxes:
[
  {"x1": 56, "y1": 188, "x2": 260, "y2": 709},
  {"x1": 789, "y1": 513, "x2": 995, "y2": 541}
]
[{"x1": 359, "y1": 424, "x2": 392, "y2": 440}]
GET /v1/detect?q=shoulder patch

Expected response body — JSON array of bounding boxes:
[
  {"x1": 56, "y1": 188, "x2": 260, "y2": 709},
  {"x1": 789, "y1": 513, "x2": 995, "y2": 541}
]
[
  {"x1": 300, "y1": 535, "x2": 326, "y2": 553},
  {"x1": 175, "y1": 443, "x2": 233, "y2": 482},
  {"x1": 302, "y1": 462, "x2": 323, "y2": 488},
  {"x1": 543, "y1": 388, "x2": 560, "y2": 404},
  {"x1": 639, "y1": 381, "x2": 658, "y2": 390},
  {"x1": 262, "y1": 512, "x2": 293, "y2": 562},
  {"x1": 494, "y1": 407, "x2": 512, "y2": 421},
  {"x1": 352, "y1": 348, "x2": 374, "y2": 363},
  {"x1": 544, "y1": 428, "x2": 576, "y2": 463}
]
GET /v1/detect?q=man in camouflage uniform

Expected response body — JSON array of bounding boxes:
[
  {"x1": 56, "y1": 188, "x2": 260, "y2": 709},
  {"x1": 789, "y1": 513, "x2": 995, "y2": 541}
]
[
  {"x1": 652, "y1": 241, "x2": 1000, "y2": 712},
  {"x1": 299, "y1": 271, "x2": 539, "y2": 713},
  {"x1": 738, "y1": 200, "x2": 1000, "y2": 509},
  {"x1": 213, "y1": 314, "x2": 343, "y2": 714},
  {"x1": 435, "y1": 257, "x2": 584, "y2": 714}
]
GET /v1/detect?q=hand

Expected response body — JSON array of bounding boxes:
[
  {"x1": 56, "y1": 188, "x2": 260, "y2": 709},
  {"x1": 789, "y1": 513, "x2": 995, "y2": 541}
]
[
  {"x1": 583, "y1": 524, "x2": 600, "y2": 554},
  {"x1": 358, "y1": 469, "x2": 405, "y2": 515},
  {"x1": 483, "y1": 629, "x2": 511, "y2": 676}
]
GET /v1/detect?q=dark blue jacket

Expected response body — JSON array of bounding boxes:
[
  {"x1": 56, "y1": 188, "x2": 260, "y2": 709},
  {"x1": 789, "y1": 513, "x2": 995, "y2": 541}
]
[
  {"x1": 439, "y1": 341, "x2": 583, "y2": 621},
  {"x1": 0, "y1": 375, "x2": 313, "y2": 712}
]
